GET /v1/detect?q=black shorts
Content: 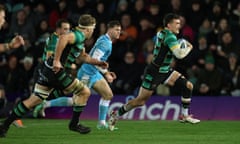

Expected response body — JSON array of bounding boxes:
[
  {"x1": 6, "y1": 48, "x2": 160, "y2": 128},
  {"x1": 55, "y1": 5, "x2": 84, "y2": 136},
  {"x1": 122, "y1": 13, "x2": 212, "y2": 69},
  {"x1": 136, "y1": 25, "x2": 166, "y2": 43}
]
[
  {"x1": 141, "y1": 64, "x2": 172, "y2": 90},
  {"x1": 32, "y1": 62, "x2": 43, "y2": 84},
  {"x1": 36, "y1": 58, "x2": 74, "y2": 90}
]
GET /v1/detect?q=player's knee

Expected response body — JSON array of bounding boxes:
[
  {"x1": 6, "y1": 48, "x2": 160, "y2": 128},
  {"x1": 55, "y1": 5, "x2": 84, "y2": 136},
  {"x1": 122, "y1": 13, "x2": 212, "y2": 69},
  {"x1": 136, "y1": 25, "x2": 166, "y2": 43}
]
[
  {"x1": 23, "y1": 94, "x2": 43, "y2": 109},
  {"x1": 175, "y1": 76, "x2": 192, "y2": 90},
  {"x1": 70, "y1": 79, "x2": 85, "y2": 96},
  {"x1": 102, "y1": 91, "x2": 113, "y2": 100},
  {"x1": 80, "y1": 86, "x2": 91, "y2": 99},
  {"x1": 34, "y1": 86, "x2": 51, "y2": 100},
  {"x1": 175, "y1": 77, "x2": 192, "y2": 98}
]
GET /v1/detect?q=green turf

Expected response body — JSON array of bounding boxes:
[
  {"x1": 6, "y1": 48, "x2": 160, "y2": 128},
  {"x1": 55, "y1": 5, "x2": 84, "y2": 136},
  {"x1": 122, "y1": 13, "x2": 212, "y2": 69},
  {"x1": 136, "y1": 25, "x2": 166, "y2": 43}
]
[{"x1": 0, "y1": 119, "x2": 240, "y2": 144}]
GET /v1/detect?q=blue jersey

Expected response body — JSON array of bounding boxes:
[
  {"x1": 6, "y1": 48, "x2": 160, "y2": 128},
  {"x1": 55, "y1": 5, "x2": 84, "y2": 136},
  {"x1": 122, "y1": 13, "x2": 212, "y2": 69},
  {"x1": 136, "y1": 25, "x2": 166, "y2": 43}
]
[{"x1": 80, "y1": 34, "x2": 112, "y2": 75}]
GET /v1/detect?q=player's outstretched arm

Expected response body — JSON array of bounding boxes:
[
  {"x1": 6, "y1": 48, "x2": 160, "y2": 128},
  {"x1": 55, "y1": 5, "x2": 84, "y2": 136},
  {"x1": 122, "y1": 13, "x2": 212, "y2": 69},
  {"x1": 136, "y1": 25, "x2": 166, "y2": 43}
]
[
  {"x1": 78, "y1": 49, "x2": 109, "y2": 69},
  {"x1": 0, "y1": 35, "x2": 24, "y2": 53}
]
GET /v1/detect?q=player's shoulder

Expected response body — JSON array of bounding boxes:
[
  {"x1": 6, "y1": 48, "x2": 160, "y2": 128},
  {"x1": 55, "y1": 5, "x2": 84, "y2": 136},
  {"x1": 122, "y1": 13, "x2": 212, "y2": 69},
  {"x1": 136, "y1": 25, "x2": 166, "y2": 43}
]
[
  {"x1": 96, "y1": 35, "x2": 111, "y2": 46},
  {"x1": 72, "y1": 28, "x2": 84, "y2": 38},
  {"x1": 98, "y1": 34, "x2": 110, "y2": 42}
]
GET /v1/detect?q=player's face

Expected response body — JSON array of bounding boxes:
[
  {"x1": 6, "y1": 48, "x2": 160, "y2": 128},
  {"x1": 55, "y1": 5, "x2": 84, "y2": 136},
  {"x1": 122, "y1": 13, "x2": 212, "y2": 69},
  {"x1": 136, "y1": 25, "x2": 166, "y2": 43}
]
[
  {"x1": 60, "y1": 23, "x2": 70, "y2": 35},
  {"x1": 109, "y1": 26, "x2": 121, "y2": 40},
  {"x1": 0, "y1": 11, "x2": 5, "y2": 29},
  {"x1": 168, "y1": 19, "x2": 181, "y2": 34},
  {"x1": 85, "y1": 27, "x2": 95, "y2": 39}
]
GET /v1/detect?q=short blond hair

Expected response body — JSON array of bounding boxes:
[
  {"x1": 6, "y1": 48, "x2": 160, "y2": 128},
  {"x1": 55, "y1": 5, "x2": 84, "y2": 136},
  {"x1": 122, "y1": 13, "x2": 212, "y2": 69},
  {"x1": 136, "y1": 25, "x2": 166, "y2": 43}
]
[{"x1": 78, "y1": 14, "x2": 96, "y2": 27}]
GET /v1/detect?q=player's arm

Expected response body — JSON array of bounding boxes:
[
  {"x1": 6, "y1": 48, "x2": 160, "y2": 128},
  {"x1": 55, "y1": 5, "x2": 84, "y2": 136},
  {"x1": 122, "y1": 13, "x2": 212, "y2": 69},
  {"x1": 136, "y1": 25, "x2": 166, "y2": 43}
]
[
  {"x1": 53, "y1": 32, "x2": 74, "y2": 73},
  {"x1": 54, "y1": 33, "x2": 74, "y2": 61},
  {"x1": 91, "y1": 48, "x2": 116, "y2": 82},
  {"x1": 78, "y1": 48, "x2": 108, "y2": 69},
  {"x1": 168, "y1": 38, "x2": 193, "y2": 59},
  {"x1": 0, "y1": 35, "x2": 24, "y2": 53}
]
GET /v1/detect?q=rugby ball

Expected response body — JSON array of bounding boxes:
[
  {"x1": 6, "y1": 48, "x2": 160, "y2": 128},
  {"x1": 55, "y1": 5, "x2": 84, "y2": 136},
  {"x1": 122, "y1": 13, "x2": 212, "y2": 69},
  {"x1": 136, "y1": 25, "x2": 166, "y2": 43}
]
[{"x1": 178, "y1": 38, "x2": 188, "y2": 49}]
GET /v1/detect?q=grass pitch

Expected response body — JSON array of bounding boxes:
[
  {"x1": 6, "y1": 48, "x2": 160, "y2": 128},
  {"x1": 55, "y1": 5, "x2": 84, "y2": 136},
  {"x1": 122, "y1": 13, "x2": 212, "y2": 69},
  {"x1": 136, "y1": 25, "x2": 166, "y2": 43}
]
[{"x1": 0, "y1": 119, "x2": 239, "y2": 144}]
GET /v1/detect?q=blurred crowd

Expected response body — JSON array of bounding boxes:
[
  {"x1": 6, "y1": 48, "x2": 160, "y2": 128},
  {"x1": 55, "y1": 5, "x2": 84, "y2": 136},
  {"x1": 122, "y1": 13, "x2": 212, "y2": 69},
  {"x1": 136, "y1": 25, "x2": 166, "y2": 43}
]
[{"x1": 0, "y1": 0, "x2": 240, "y2": 110}]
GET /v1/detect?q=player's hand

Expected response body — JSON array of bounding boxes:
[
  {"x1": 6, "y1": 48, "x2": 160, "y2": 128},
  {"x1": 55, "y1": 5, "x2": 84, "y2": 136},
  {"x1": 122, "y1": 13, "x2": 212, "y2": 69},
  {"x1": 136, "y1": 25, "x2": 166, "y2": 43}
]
[
  {"x1": 104, "y1": 71, "x2": 117, "y2": 83},
  {"x1": 97, "y1": 61, "x2": 108, "y2": 69},
  {"x1": 186, "y1": 41, "x2": 193, "y2": 50},
  {"x1": 9, "y1": 35, "x2": 25, "y2": 49},
  {"x1": 53, "y1": 59, "x2": 63, "y2": 73},
  {"x1": 108, "y1": 72, "x2": 117, "y2": 79}
]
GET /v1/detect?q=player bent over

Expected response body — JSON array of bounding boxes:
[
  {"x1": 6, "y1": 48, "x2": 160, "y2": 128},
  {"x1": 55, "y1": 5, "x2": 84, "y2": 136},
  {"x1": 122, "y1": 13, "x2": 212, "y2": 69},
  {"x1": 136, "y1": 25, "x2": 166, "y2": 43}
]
[
  {"x1": 108, "y1": 13, "x2": 200, "y2": 131},
  {"x1": 34, "y1": 21, "x2": 121, "y2": 131},
  {"x1": 0, "y1": 14, "x2": 107, "y2": 138}
]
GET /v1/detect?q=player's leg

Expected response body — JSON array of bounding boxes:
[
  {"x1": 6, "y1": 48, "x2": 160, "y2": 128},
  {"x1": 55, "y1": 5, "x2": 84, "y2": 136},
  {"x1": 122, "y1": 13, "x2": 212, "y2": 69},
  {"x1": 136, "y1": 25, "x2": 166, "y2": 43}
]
[
  {"x1": 108, "y1": 64, "x2": 161, "y2": 131},
  {"x1": 47, "y1": 97, "x2": 73, "y2": 107},
  {"x1": 108, "y1": 87, "x2": 153, "y2": 131},
  {"x1": 93, "y1": 77, "x2": 113, "y2": 129},
  {"x1": 62, "y1": 78, "x2": 91, "y2": 134},
  {"x1": 12, "y1": 119, "x2": 25, "y2": 128},
  {"x1": 0, "y1": 83, "x2": 51, "y2": 137},
  {"x1": 122, "y1": 87, "x2": 153, "y2": 115},
  {"x1": 165, "y1": 70, "x2": 200, "y2": 124},
  {"x1": 33, "y1": 96, "x2": 73, "y2": 118}
]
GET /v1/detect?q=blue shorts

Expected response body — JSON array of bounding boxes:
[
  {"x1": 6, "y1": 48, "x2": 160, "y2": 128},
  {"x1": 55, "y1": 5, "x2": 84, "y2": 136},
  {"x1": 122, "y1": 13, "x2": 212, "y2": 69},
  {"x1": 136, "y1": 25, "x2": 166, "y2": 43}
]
[{"x1": 77, "y1": 69, "x2": 103, "y2": 88}]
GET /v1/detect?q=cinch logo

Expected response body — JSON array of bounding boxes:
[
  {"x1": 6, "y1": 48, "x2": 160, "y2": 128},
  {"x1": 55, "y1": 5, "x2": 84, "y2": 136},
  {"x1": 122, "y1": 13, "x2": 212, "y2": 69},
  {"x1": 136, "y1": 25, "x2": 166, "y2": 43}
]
[{"x1": 109, "y1": 96, "x2": 181, "y2": 120}]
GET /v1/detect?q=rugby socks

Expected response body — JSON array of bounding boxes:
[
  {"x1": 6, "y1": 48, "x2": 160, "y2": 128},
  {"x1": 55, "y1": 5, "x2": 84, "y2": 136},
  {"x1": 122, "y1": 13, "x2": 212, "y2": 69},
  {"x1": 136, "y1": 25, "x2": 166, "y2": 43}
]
[
  {"x1": 118, "y1": 104, "x2": 132, "y2": 116},
  {"x1": 98, "y1": 98, "x2": 110, "y2": 125},
  {"x1": 69, "y1": 105, "x2": 85, "y2": 126},
  {"x1": 4, "y1": 102, "x2": 29, "y2": 127},
  {"x1": 181, "y1": 107, "x2": 189, "y2": 116},
  {"x1": 48, "y1": 97, "x2": 73, "y2": 107},
  {"x1": 181, "y1": 102, "x2": 190, "y2": 116}
]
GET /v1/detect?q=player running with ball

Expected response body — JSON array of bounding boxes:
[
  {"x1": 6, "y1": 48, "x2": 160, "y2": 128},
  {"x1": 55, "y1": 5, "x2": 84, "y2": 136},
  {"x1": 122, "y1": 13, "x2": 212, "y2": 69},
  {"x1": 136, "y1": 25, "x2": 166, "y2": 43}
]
[{"x1": 108, "y1": 13, "x2": 200, "y2": 131}]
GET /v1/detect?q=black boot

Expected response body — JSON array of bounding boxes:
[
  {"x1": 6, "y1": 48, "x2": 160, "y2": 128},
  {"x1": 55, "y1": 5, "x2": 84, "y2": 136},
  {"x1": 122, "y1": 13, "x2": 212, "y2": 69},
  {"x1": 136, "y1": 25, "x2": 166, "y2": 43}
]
[
  {"x1": 0, "y1": 123, "x2": 9, "y2": 138},
  {"x1": 69, "y1": 123, "x2": 91, "y2": 134}
]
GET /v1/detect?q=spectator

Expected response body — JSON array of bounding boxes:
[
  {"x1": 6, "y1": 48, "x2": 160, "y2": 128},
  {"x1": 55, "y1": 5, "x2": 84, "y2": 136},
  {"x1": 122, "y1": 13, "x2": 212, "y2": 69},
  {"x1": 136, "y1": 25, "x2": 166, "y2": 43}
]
[
  {"x1": 186, "y1": 0, "x2": 205, "y2": 34},
  {"x1": 179, "y1": 15, "x2": 195, "y2": 43},
  {"x1": 221, "y1": 53, "x2": 240, "y2": 96},
  {"x1": 112, "y1": 13, "x2": 138, "y2": 62},
  {"x1": 19, "y1": 55, "x2": 34, "y2": 98},
  {"x1": 130, "y1": 0, "x2": 148, "y2": 26},
  {"x1": 34, "y1": 19, "x2": 52, "y2": 61},
  {"x1": 136, "y1": 17, "x2": 155, "y2": 63},
  {"x1": 8, "y1": 9, "x2": 36, "y2": 44},
  {"x1": 230, "y1": 2, "x2": 240, "y2": 26},
  {"x1": 111, "y1": 0, "x2": 129, "y2": 20},
  {"x1": 118, "y1": 13, "x2": 138, "y2": 43},
  {"x1": 198, "y1": 18, "x2": 213, "y2": 38},
  {"x1": 195, "y1": 54, "x2": 222, "y2": 96},
  {"x1": 148, "y1": 3, "x2": 163, "y2": 28},
  {"x1": 91, "y1": 1, "x2": 108, "y2": 23},
  {"x1": 189, "y1": 36, "x2": 209, "y2": 69},
  {"x1": 31, "y1": 2, "x2": 48, "y2": 27},
  {"x1": 215, "y1": 31, "x2": 239, "y2": 71},
  {"x1": 48, "y1": 0, "x2": 68, "y2": 30},
  {"x1": 112, "y1": 51, "x2": 143, "y2": 94},
  {"x1": 0, "y1": 55, "x2": 23, "y2": 103},
  {"x1": 208, "y1": 1, "x2": 227, "y2": 27},
  {"x1": 167, "y1": 0, "x2": 185, "y2": 14},
  {"x1": 67, "y1": 0, "x2": 91, "y2": 26}
]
